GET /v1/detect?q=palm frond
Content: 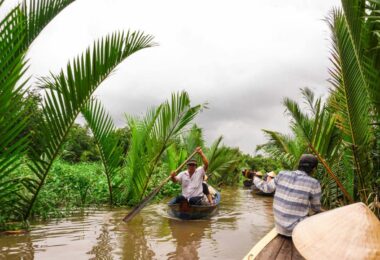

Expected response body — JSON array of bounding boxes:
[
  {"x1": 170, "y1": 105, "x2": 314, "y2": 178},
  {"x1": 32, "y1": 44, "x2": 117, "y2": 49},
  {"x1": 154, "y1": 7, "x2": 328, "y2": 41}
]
[
  {"x1": 23, "y1": 31, "x2": 154, "y2": 219},
  {"x1": 284, "y1": 93, "x2": 353, "y2": 202},
  {"x1": 206, "y1": 136, "x2": 241, "y2": 186},
  {"x1": 300, "y1": 87, "x2": 319, "y2": 115},
  {"x1": 0, "y1": 4, "x2": 30, "y2": 219},
  {"x1": 259, "y1": 129, "x2": 302, "y2": 169},
  {"x1": 81, "y1": 98, "x2": 124, "y2": 205},
  {"x1": 183, "y1": 124, "x2": 204, "y2": 154},
  {"x1": 328, "y1": 9, "x2": 373, "y2": 201},
  {"x1": 125, "y1": 91, "x2": 203, "y2": 203},
  {"x1": 21, "y1": 0, "x2": 75, "y2": 48},
  {"x1": 1, "y1": 0, "x2": 80, "y2": 220}
]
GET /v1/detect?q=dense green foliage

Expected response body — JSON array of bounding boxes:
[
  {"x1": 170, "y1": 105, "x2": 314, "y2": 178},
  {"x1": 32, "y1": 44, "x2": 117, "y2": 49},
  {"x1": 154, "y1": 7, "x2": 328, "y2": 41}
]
[
  {"x1": 258, "y1": 0, "x2": 380, "y2": 214},
  {"x1": 61, "y1": 124, "x2": 100, "y2": 163},
  {"x1": 0, "y1": 0, "x2": 155, "y2": 225},
  {"x1": 242, "y1": 154, "x2": 283, "y2": 173},
  {"x1": 4, "y1": 0, "x2": 379, "y2": 231}
]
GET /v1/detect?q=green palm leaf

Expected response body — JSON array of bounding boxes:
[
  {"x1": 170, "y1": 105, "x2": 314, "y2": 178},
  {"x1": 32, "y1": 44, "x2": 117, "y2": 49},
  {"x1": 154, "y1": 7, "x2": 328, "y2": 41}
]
[
  {"x1": 23, "y1": 31, "x2": 154, "y2": 219},
  {"x1": 125, "y1": 91, "x2": 203, "y2": 203},
  {"x1": 207, "y1": 136, "x2": 240, "y2": 175},
  {"x1": 284, "y1": 94, "x2": 353, "y2": 202},
  {"x1": 21, "y1": 0, "x2": 75, "y2": 48},
  {"x1": 1, "y1": 0, "x2": 79, "y2": 220},
  {"x1": 258, "y1": 129, "x2": 304, "y2": 169},
  {"x1": 81, "y1": 98, "x2": 124, "y2": 205},
  {"x1": 328, "y1": 9, "x2": 373, "y2": 201}
]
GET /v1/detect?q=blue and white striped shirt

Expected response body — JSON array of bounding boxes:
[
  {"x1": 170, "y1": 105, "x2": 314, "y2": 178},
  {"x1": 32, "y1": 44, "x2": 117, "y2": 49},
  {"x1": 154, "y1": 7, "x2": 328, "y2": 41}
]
[{"x1": 253, "y1": 170, "x2": 321, "y2": 236}]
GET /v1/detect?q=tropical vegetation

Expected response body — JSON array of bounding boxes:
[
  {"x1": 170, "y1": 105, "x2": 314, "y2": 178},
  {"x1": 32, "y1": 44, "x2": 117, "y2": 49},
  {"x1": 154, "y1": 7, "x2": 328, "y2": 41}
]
[
  {"x1": 258, "y1": 0, "x2": 380, "y2": 215},
  {"x1": 3, "y1": 0, "x2": 378, "y2": 232},
  {"x1": 0, "y1": 1, "x2": 248, "y2": 230}
]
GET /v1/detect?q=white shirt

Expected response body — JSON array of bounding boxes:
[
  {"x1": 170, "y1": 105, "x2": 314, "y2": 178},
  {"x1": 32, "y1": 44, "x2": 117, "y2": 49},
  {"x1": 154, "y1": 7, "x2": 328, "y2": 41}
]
[{"x1": 175, "y1": 166, "x2": 205, "y2": 199}]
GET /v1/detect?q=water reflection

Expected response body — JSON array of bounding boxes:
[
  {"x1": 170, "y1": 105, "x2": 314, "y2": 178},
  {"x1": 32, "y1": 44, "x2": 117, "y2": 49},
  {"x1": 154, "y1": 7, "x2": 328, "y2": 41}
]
[
  {"x1": 119, "y1": 216, "x2": 156, "y2": 260},
  {"x1": 0, "y1": 188, "x2": 274, "y2": 260},
  {"x1": 0, "y1": 232, "x2": 34, "y2": 259},
  {"x1": 87, "y1": 223, "x2": 114, "y2": 260},
  {"x1": 167, "y1": 219, "x2": 211, "y2": 260}
]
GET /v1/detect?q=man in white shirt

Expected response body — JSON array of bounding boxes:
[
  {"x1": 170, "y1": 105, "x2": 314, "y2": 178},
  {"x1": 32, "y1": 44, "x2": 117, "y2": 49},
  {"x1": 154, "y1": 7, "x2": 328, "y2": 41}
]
[{"x1": 170, "y1": 147, "x2": 209, "y2": 205}]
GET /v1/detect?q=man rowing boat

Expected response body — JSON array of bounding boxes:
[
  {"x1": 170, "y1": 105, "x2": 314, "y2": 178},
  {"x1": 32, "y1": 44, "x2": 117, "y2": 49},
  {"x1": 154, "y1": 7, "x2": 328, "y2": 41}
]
[
  {"x1": 253, "y1": 154, "x2": 322, "y2": 236},
  {"x1": 170, "y1": 147, "x2": 213, "y2": 205}
]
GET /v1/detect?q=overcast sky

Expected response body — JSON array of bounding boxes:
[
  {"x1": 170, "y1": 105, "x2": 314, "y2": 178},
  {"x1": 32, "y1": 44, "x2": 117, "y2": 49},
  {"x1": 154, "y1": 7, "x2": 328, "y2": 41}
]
[{"x1": 4, "y1": 0, "x2": 341, "y2": 154}]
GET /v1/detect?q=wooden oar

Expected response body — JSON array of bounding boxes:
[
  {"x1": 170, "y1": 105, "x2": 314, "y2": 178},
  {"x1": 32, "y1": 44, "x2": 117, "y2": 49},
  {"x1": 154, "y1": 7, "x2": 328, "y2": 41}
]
[{"x1": 123, "y1": 150, "x2": 198, "y2": 222}]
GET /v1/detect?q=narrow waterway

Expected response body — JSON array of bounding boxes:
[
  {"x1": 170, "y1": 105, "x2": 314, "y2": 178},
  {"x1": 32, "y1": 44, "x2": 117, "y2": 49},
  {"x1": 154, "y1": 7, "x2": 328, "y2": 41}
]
[{"x1": 0, "y1": 187, "x2": 274, "y2": 260}]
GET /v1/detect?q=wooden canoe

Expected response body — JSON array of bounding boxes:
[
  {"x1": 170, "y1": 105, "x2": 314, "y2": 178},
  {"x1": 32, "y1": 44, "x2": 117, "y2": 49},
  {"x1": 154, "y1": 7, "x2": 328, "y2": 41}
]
[
  {"x1": 243, "y1": 179, "x2": 253, "y2": 187},
  {"x1": 251, "y1": 188, "x2": 274, "y2": 197},
  {"x1": 167, "y1": 191, "x2": 221, "y2": 220},
  {"x1": 243, "y1": 228, "x2": 304, "y2": 260}
]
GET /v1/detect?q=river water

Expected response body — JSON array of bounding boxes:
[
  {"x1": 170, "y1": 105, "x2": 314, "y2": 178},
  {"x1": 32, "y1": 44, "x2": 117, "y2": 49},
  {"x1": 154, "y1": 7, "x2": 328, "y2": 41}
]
[{"x1": 0, "y1": 187, "x2": 274, "y2": 260}]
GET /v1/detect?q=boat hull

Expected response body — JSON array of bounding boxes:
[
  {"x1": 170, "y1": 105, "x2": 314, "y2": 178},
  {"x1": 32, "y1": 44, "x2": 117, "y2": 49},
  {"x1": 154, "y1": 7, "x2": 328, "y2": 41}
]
[
  {"x1": 168, "y1": 192, "x2": 221, "y2": 220},
  {"x1": 243, "y1": 228, "x2": 304, "y2": 260},
  {"x1": 251, "y1": 188, "x2": 274, "y2": 197}
]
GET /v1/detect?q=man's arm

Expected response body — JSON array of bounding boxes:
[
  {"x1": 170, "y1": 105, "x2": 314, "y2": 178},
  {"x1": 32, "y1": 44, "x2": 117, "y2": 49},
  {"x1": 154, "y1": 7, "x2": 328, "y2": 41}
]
[
  {"x1": 171, "y1": 171, "x2": 180, "y2": 183},
  {"x1": 253, "y1": 176, "x2": 276, "y2": 193},
  {"x1": 310, "y1": 182, "x2": 322, "y2": 213},
  {"x1": 196, "y1": 147, "x2": 208, "y2": 172}
]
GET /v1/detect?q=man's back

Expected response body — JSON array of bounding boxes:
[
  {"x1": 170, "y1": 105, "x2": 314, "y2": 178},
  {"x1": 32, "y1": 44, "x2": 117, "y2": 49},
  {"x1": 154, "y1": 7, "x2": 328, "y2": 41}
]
[
  {"x1": 273, "y1": 170, "x2": 321, "y2": 236},
  {"x1": 254, "y1": 170, "x2": 321, "y2": 236}
]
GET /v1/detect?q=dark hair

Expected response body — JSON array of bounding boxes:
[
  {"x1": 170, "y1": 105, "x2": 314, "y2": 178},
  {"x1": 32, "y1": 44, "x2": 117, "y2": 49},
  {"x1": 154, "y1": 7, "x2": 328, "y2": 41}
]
[{"x1": 298, "y1": 154, "x2": 318, "y2": 174}]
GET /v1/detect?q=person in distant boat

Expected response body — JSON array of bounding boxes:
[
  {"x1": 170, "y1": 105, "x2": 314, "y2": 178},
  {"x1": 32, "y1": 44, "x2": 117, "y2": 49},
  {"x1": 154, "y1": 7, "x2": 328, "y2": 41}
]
[
  {"x1": 251, "y1": 171, "x2": 263, "y2": 191},
  {"x1": 265, "y1": 171, "x2": 276, "y2": 182},
  {"x1": 253, "y1": 154, "x2": 322, "y2": 237},
  {"x1": 170, "y1": 147, "x2": 210, "y2": 205}
]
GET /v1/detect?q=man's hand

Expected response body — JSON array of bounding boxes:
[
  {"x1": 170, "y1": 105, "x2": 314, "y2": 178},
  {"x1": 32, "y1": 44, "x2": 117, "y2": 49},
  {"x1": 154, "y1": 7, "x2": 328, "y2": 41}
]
[
  {"x1": 196, "y1": 146, "x2": 209, "y2": 171},
  {"x1": 170, "y1": 171, "x2": 177, "y2": 182}
]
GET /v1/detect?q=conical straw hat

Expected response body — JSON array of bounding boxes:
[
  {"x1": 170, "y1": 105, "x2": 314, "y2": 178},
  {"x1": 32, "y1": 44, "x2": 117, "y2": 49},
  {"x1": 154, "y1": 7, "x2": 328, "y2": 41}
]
[
  {"x1": 293, "y1": 202, "x2": 380, "y2": 260},
  {"x1": 256, "y1": 171, "x2": 263, "y2": 177},
  {"x1": 267, "y1": 171, "x2": 276, "y2": 178}
]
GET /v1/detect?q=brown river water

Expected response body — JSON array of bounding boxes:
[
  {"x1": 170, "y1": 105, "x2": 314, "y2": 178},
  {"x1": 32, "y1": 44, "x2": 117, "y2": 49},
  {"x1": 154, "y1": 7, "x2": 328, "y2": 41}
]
[{"x1": 0, "y1": 187, "x2": 274, "y2": 260}]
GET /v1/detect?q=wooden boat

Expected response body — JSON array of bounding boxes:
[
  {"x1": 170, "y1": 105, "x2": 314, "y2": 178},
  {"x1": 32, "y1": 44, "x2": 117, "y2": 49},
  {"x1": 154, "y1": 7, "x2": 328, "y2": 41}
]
[
  {"x1": 243, "y1": 179, "x2": 253, "y2": 188},
  {"x1": 251, "y1": 187, "x2": 274, "y2": 197},
  {"x1": 167, "y1": 191, "x2": 221, "y2": 220},
  {"x1": 243, "y1": 228, "x2": 304, "y2": 260}
]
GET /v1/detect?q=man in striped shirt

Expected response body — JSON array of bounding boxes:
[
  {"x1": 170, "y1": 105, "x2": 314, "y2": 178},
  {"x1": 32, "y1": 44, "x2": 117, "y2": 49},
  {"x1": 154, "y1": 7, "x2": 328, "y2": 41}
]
[{"x1": 253, "y1": 154, "x2": 322, "y2": 236}]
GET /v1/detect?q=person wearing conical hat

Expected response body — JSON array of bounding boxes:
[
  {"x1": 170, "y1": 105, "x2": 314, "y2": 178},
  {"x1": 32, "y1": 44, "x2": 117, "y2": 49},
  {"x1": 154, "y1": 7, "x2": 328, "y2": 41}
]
[
  {"x1": 255, "y1": 171, "x2": 263, "y2": 178},
  {"x1": 266, "y1": 171, "x2": 276, "y2": 182},
  {"x1": 253, "y1": 154, "x2": 322, "y2": 236},
  {"x1": 263, "y1": 171, "x2": 276, "y2": 182}
]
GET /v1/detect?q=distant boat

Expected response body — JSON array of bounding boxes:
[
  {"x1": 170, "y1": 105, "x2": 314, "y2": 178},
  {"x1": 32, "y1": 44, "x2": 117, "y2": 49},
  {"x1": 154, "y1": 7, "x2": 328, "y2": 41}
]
[
  {"x1": 251, "y1": 187, "x2": 274, "y2": 197},
  {"x1": 243, "y1": 179, "x2": 253, "y2": 188},
  {"x1": 167, "y1": 190, "x2": 221, "y2": 220},
  {"x1": 242, "y1": 228, "x2": 304, "y2": 260}
]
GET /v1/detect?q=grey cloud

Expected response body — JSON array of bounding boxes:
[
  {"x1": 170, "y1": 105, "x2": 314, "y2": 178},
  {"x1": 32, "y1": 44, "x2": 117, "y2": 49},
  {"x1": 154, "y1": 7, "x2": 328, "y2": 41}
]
[{"x1": 3, "y1": 0, "x2": 341, "y2": 154}]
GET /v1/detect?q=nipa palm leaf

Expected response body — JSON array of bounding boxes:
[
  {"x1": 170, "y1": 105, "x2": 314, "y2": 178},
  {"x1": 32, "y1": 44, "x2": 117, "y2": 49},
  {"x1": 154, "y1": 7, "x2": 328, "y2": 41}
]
[{"x1": 23, "y1": 31, "x2": 154, "y2": 219}]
